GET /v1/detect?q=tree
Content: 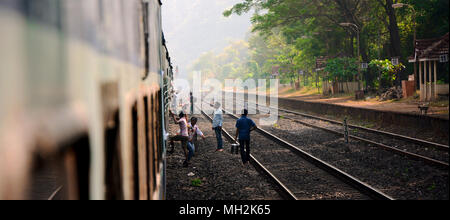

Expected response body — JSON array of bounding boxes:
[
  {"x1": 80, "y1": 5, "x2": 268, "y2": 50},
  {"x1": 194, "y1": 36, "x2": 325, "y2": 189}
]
[
  {"x1": 219, "y1": 0, "x2": 449, "y2": 91},
  {"x1": 369, "y1": 59, "x2": 405, "y2": 90}
]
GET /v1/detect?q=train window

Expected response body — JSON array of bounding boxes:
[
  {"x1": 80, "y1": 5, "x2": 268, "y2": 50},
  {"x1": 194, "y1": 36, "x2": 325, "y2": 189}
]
[
  {"x1": 156, "y1": 90, "x2": 163, "y2": 169},
  {"x1": 151, "y1": 94, "x2": 157, "y2": 193},
  {"x1": 23, "y1": 0, "x2": 62, "y2": 31},
  {"x1": 132, "y1": 103, "x2": 139, "y2": 200},
  {"x1": 144, "y1": 96, "x2": 153, "y2": 199},
  {"x1": 152, "y1": 90, "x2": 162, "y2": 191},
  {"x1": 137, "y1": 99, "x2": 148, "y2": 200},
  {"x1": 63, "y1": 135, "x2": 91, "y2": 200},
  {"x1": 104, "y1": 112, "x2": 123, "y2": 200}
]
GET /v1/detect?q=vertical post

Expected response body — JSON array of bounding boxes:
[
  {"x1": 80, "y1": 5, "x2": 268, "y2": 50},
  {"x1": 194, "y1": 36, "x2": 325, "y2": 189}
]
[
  {"x1": 428, "y1": 60, "x2": 432, "y2": 101},
  {"x1": 412, "y1": 8, "x2": 417, "y2": 91},
  {"x1": 343, "y1": 118, "x2": 349, "y2": 144},
  {"x1": 419, "y1": 61, "x2": 423, "y2": 101},
  {"x1": 434, "y1": 60, "x2": 438, "y2": 99},
  {"x1": 393, "y1": 3, "x2": 417, "y2": 90},
  {"x1": 357, "y1": 29, "x2": 361, "y2": 91},
  {"x1": 413, "y1": 61, "x2": 417, "y2": 91},
  {"x1": 424, "y1": 61, "x2": 427, "y2": 101}
]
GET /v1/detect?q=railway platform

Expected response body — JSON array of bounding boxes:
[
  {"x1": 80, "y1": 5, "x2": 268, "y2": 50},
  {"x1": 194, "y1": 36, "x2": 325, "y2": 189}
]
[
  {"x1": 277, "y1": 93, "x2": 448, "y2": 119},
  {"x1": 224, "y1": 91, "x2": 449, "y2": 143}
]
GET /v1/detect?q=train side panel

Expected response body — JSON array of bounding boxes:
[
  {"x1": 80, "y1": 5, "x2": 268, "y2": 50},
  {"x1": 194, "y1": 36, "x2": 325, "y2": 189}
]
[{"x1": 0, "y1": 0, "x2": 171, "y2": 200}]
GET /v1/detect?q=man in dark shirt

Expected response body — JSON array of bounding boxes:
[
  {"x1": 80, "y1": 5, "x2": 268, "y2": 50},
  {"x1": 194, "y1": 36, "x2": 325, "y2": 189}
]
[{"x1": 235, "y1": 109, "x2": 257, "y2": 165}]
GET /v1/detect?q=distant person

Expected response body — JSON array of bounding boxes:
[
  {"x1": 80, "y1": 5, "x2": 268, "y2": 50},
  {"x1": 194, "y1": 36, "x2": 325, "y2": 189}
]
[
  {"x1": 182, "y1": 102, "x2": 190, "y2": 119},
  {"x1": 187, "y1": 117, "x2": 206, "y2": 162},
  {"x1": 190, "y1": 91, "x2": 194, "y2": 115},
  {"x1": 212, "y1": 102, "x2": 224, "y2": 152},
  {"x1": 169, "y1": 111, "x2": 190, "y2": 167},
  {"x1": 172, "y1": 90, "x2": 179, "y2": 112},
  {"x1": 235, "y1": 109, "x2": 257, "y2": 165}
]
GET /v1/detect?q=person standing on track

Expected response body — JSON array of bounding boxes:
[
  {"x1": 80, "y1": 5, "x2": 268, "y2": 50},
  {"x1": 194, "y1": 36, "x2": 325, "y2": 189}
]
[
  {"x1": 190, "y1": 91, "x2": 194, "y2": 115},
  {"x1": 212, "y1": 102, "x2": 224, "y2": 152},
  {"x1": 235, "y1": 109, "x2": 257, "y2": 165}
]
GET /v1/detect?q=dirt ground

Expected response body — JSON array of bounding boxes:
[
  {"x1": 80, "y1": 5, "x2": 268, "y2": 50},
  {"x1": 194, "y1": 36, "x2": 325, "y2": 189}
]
[
  {"x1": 165, "y1": 114, "x2": 282, "y2": 200},
  {"x1": 280, "y1": 93, "x2": 449, "y2": 119},
  {"x1": 226, "y1": 87, "x2": 449, "y2": 119}
]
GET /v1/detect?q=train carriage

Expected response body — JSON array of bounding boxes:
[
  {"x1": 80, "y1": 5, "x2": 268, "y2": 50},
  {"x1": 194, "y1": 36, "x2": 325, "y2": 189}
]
[{"x1": 0, "y1": 0, "x2": 173, "y2": 200}]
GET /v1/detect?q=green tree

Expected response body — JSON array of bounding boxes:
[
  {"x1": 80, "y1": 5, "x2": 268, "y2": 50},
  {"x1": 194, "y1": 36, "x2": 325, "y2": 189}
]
[
  {"x1": 220, "y1": 0, "x2": 448, "y2": 90},
  {"x1": 369, "y1": 59, "x2": 405, "y2": 89}
]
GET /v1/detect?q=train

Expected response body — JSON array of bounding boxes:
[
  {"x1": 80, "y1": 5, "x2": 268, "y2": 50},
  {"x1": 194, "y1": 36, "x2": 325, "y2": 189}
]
[{"x1": 0, "y1": 0, "x2": 173, "y2": 200}]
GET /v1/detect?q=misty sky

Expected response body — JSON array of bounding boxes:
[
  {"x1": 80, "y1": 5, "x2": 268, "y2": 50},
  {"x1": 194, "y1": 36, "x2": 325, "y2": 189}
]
[{"x1": 162, "y1": 0, "x2": 252, "y2": 78}]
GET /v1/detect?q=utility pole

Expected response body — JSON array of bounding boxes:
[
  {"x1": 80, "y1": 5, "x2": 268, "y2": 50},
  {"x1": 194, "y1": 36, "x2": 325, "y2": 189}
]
[{"x1": 340, "y1": 23, "x2": 362, "y2": 92}]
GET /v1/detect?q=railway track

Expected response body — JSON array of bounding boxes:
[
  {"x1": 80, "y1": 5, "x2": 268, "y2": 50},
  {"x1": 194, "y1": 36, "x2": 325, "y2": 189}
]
[
  {"x1": 199, "y1": 103, "x2": 393, "y2": 200},
  {"x1": 48, "y1": 186, "x2": 63, "y2": 200},
  {"x1": 228, "y1": 98, "x2": 449, "y2": 169}
]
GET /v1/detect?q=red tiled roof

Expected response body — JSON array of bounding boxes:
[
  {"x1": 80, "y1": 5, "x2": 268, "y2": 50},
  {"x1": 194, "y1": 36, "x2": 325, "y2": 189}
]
[
  {"x1": 315, "y1": 56, "x2": 329, "y2": 70},
  {"x1": 409, "y1": 32, "x2": 449, "y2": 62},
  {"x1": 315, "y1": 52, "x2": 352, "y2": 70}
]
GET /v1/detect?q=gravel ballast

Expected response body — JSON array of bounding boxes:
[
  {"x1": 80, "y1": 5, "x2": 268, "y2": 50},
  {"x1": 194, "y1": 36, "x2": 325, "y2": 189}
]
[
  {"x1": 165, "y1": 114, "x2": 282, "y2": 200},
  {"x1": 245, "y1": 112, "x2": 449, "y2": 200}
]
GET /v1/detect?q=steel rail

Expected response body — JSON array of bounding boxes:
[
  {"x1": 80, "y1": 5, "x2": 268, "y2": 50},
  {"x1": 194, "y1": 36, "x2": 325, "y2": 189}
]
[
  {"x1": 48, "y1": 185, "x2": 63, "y2": 200},
  {"x1": 198, "y1": 106, "x2": 298, "y2": 200},
  {"x1": 202, "y1": 102, "x2": 394, "y2": 200},
  {"x1": 283, "y1": 115, "x2": 449, "y2": 169},
  {"x1": 239, "y1": 98, "x2": 449, "y2": 151},
  {"x1": 228, "y1": 99, "x2": 448, "y2": 169}
]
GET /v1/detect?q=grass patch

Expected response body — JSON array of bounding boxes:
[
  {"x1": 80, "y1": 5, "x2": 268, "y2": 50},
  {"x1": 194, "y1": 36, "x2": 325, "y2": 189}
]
[
  {"x1": 322, "y1": 92, "x2": 354, "y2": 99},
  {"x1": 191, "y1": 178, "x2": 202, "y2": 187},
  {"x1": 427, "y1": 183, "x2": 436, "y2": 191}
]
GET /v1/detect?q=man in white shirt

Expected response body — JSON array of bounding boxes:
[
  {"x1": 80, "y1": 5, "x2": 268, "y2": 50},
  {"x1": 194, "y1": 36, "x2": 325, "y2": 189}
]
[
  {"x1": 212, "y1": 102, "x2": 224, "y2": 152},
  {"x1": 187, "y1": 117, "x2": 206, "y2": 162}
]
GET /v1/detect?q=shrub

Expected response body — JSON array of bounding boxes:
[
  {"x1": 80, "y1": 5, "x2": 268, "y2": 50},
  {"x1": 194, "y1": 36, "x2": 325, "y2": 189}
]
[{"x1": 369, "y1": 59, "x2": 405, "y2": 89}]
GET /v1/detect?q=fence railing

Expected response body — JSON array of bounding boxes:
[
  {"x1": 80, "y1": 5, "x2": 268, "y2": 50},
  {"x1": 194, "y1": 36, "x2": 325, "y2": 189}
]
[{"x1": 323, "y1": 81, "x2": 359, "y2": 94}]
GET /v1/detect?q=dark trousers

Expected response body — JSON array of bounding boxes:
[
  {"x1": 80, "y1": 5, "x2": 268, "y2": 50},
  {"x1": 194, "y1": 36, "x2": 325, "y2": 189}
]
[
  {"x1": 214, "y1": 127, "x2": 223, "y2": 150},
  {"x1": 187, "y1": 142, "x2": 195, "y2": 161},
  {"x1": 239, "y1": 139, "x2": 250, "y2": 164}
]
